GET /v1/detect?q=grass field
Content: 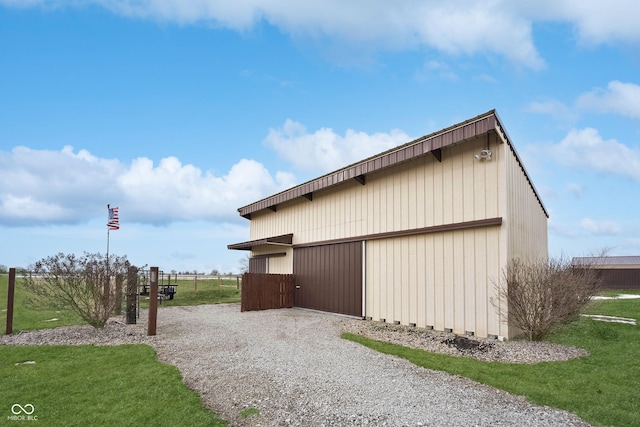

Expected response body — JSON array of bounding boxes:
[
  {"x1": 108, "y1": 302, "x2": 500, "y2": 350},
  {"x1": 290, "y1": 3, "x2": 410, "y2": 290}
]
[
  {"x1": 0, "y1": 275, "x2": 84, "y2": 333},
  {"x1": 0, "y1": 275, "x2": 241, "y2": 333},
  {"x1": 344, "y1": 290, "x2": 640, "y2": 427},
  {"x1": 1, "y1": 344, "x2": 226, "y2": 426},
  {"x1": 138, "y1": 277, "x2": 241, "y2": 309},
  {"x1": 1, "y1": 274, "x2": 238, "y2": 426}
]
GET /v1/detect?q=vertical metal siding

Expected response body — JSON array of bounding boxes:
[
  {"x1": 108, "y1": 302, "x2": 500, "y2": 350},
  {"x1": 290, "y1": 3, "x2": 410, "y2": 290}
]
[
  {"x1": 365, "y1": 227, "x2": 502, "y2": 337},
  {"x1": 250, "y1": 247, "x2": 293, "y2": 274},
  {"x1": 248, "y1": 257, "x2": 267, "y2": 274},
  {"x1": 293, "y1": 242, "x2": 362, "y2": 317},
  {"x1": 504, "y1": 134, "x2": 549, "y2": 262},
  {"x1": 361, "y1": 138, "x2": 506, "y2": 337},
  {"x1": 596, "y1": 269, "x2": 640, "y2": 290}
]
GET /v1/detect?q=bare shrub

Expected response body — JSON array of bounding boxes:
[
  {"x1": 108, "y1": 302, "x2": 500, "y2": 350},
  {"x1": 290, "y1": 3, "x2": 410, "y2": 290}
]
[
  {"x1": 24, "y1": 252, "x2": 130, "y2": 328},
  {"x1": 493, "y1": 257, "x2": 601, "y2": 341}
]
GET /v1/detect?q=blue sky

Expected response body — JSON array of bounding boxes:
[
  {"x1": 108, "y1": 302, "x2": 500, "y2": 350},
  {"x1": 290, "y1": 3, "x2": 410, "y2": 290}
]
[{"x1": 1, "y1": 1, "x2": 639, "y2": 273}]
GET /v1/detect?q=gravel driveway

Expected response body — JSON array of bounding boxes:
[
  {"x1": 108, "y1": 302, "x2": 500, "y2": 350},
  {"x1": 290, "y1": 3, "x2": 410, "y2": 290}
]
[{"x1": 148, "y1": 304, "x2": 590, "y2": 427}]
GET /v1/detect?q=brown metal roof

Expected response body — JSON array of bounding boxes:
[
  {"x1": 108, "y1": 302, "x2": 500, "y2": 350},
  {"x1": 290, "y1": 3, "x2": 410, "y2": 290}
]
[
  {"x1": 237, "y1": 110, "x2": 548, "y2": 218},
  {"x1": 572, "y1": 256, "x2": 640, "y2": 267},
  {"x1": 227, "y1": 233, "x2": 294, "y2": 251}
]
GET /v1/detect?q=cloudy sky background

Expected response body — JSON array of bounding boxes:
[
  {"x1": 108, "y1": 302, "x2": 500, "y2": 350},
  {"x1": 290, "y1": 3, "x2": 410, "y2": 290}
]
[{"x1": 1, "y1": 1, "x2": 639, "y2": 273}]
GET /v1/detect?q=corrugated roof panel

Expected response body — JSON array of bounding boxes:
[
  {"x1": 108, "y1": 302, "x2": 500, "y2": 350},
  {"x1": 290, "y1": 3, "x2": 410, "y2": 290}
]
[
  {"x1": 463, "y1": 122, "x2": 475, "y2": 139},
  {"x1": 228, "y1": 233, "x2": 294, "y2": 250},
  {"x1": 421, "y1": 140, "x2": 431, "y2": 154},
  {"x1": 432, "y1": 135, "x2": 443, "y2": 149},
  {"x1": 573, "y1": 256, "x2": 640, "y2": 266},
  {"x1": 452, "y1": 127, "x2": 463, "y2": 142}
]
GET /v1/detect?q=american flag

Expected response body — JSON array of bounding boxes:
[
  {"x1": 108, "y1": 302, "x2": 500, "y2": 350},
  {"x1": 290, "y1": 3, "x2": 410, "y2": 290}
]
[{"x1": 108, "y1": 206, "x2": 120, "y2": 230}]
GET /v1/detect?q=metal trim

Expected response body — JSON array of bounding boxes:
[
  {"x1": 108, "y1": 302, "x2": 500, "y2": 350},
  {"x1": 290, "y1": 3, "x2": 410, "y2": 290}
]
[
  {"x1": 228, "y1": 233, "x2": 293, "y2": 250},
  {"x1": 293, "y1": 217, "x2": 502, "y2": 248}
]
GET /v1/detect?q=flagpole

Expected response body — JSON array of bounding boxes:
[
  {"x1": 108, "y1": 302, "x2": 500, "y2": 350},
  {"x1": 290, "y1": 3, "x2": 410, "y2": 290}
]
[
  {"x1": 107, "y1": 204, "x2": 110, "y2": 284},
  {"x1": 106, "y1": 204, "x2": 119, "y2": 286}
]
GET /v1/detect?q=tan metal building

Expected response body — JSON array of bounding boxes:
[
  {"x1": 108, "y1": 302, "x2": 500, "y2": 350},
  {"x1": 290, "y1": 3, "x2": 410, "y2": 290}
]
[{"x1": 229, "y1": 110, "x2": 548, "y2": 338}]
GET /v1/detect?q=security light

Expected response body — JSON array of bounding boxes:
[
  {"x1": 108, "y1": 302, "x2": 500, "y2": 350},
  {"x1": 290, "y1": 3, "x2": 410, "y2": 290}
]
[{"x1": 474, "y1": 149, "x2": 492, "y2": 161}]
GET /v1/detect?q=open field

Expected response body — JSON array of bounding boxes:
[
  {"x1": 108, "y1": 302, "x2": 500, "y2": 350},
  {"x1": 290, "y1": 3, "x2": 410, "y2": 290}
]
[
  {"x1": 1, "y1": 275, "x2": 83, "y2": 332},
  {"x1": 0, "y1": 275, "x2": 241, "y2": 333},
  {"x1": 344, "y1": 291, "x2": 640, "y2": 427},
  {"x1": 138, "y1": 278, "x2": 241, "y2": 308}
]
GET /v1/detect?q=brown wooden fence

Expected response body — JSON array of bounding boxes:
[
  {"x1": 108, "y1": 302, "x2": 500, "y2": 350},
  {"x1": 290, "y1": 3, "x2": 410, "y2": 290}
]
[{"x1": 241, "y1": 273, "x2": 294, "y2": 312}]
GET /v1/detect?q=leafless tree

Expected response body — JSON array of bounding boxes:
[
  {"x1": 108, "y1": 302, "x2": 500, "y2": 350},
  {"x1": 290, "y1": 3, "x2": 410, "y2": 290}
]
[
  {"x1": 492, "y1": 257, "x2": 601, "y2": 341},
  {"x1": 24, "y1": 252, "x2": 130, "y2": 328},
  {"x1": 238, "y1": 254, "x2": 250, "y2": 274}
]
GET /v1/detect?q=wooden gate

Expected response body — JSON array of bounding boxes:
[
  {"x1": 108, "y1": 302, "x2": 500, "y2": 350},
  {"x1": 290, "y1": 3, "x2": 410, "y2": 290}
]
[{"x1": 241, "y1": 273, "x2": 294, "y2": 312}]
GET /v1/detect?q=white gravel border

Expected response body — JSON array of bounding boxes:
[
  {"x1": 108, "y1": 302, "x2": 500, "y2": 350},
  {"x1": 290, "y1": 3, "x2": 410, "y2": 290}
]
[{"x1": 2, "y1": 304, "x2": 592, "y2": 426}]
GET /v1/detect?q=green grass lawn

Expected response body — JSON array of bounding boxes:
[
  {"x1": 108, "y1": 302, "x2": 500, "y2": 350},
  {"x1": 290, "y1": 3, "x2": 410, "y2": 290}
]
[
  {"x1": 343, "y1": 291, "x2": 640, "y2": 427},
  {"x1": 138, "y1": 278, "x2": 241, "y2": 309},
  {"x1": 0, "y1": 275, "x2": 241, "y2": 333},
  {"x1": 1, "y1": 274, "x2": 240, "y2": 426},
  {"x1": 1, "y1": 344, "x2": 226, "y2": 426},
  {"x1": 0, "y1": 275, "x2": 83, "y2": 333}
]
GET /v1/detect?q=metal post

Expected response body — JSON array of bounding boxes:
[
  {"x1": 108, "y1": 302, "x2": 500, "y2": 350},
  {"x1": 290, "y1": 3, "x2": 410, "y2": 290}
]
[
  {"x1": 147, "y1": 267, "x2": 158, "y2": 336},
  {"x1": 126, "y1": 267, "x2": 137, "y2": 324},
  {"x1": 5, "y1": 268, "x2": 16, "y2": 335},
  {"x1": 114, "y1": 273, "x2": 123, "y2": 315}
]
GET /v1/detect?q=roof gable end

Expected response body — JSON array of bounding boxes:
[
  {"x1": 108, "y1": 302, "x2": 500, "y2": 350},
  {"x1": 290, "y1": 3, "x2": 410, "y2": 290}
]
[{"x1": 238, "y1": 110, "x2": 547, "y2": 218}]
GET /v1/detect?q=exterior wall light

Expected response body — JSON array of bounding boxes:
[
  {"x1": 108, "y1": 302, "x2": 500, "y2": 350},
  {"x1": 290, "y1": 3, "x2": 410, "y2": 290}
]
[{"x1": 474, "y1": 149, "x2": 492, "y2": 161}]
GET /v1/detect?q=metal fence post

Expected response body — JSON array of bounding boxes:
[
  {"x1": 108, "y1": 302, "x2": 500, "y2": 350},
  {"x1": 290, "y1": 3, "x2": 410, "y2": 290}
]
[
  {"x1": 126, "y1": 266, "x2": 137, "y2": 324},
  {"x1": 147, "y1": 266, "x2": 158, "y2": 336},
  {"x1": 5, "y1": 268, "x2": 16, "y2": 335},
  {"x1": 114, "y1": 273, "x2": 123, "y2": 315}
]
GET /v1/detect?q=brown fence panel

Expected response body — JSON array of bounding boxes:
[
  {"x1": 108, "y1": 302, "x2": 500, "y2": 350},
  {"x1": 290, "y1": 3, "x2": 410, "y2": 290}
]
[{"x1": 241, "y1": 273, "x2": 294, "y2": 312}]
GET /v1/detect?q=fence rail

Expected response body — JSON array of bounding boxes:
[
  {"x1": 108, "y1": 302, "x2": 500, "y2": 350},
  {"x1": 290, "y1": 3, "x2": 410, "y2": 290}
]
[{"x1": 241, "y1": 273, "x2": 294, "y2": 312}]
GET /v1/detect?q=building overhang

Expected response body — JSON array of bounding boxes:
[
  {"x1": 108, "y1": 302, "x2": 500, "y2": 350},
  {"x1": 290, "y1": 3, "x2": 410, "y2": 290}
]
[{"x1": 227, "y1": 233, "x2": 293, "y2": 251}]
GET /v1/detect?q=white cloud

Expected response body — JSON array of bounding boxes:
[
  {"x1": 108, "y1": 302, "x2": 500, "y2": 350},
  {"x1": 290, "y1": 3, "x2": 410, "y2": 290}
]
[
  {"x1": 577, "y1": 81, "x2": 640, "y2": 120},
  {"x1": 535, "y1": 0, "x2": 640, "y2": 45},
  {"x1": 0, "y1": 146, "x2": 292, "y2": 226},
  {"x1": 550, "y1": 128, "x2": 640, "y2": 181},
  {"x1": 1, "y1": 0, "x2": 545, "y2": 68},
  {"x1": 264, "y1": 119, "x2": 411, "y2": 173},
  {"x1": 548, "y1": 219, "x2": 579, "y2": 239},
  {"x1": 526, "y1": 99, "x2": 579, "y2": 123},
  {"x1": 4, "y1": 2, "x2": 640, "y2": 69},
  {"x1": 565, "y1": 183, "x2": 584, "y2": 198},
  {"x1": 580, "y1": 218, "x2": 621, "y2": 236},
  {"x1": 414, "y1": 60, "x2": 459, "y2": 82}
]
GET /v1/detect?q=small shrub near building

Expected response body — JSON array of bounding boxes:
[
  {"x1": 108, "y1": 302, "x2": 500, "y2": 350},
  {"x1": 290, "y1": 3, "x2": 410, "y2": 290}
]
[
  {"x1": 24, "y1": 252, "x2": 130, "y2": 328},
  {"x1": 493, "y1": 257, "x2": 601, "y2": 341}
]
